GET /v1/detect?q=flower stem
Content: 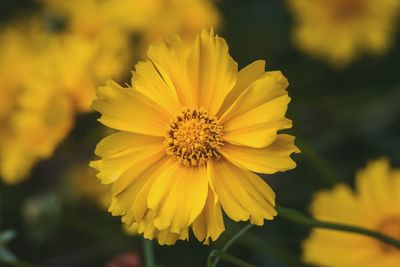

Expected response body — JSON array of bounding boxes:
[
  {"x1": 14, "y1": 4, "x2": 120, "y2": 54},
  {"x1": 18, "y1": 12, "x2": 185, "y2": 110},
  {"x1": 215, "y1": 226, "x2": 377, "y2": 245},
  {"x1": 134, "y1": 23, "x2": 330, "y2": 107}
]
[
  {"x1": 143, "y1": 238, "x2": 156, "y2": 267},
  {"x1": 277, "y1": 205, "x2": 400, "y2": 249},
  {"x1": 296, "y1": 137, "x2": 343, "y2": 185},
  {"x1": 208, "y1": 250, "x2": 255, "y2": 267},
  {"x1": 0, "y1": 258, "x2": 41, "y2": 267},
  {"x1": 208, "y1": 224, "x2": 253, "y2": 267}
]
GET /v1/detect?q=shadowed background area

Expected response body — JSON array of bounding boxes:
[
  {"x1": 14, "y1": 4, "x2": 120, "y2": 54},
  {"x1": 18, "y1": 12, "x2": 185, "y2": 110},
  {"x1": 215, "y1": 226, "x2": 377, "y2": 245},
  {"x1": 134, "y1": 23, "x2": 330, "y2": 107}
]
[{"x1": 0, "y1": 0, "x2": 399, "y2": 266}]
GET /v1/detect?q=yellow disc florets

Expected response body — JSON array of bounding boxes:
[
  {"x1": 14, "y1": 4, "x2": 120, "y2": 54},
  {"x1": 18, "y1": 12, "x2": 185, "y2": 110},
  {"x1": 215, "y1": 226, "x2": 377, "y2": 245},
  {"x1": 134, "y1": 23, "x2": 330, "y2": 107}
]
[
  {"x1": 326, "y1": 0, "x2": 365, "y2": 21},
  {"x1": 166, "y1": 108, "x2": 223, "y2": 167}
]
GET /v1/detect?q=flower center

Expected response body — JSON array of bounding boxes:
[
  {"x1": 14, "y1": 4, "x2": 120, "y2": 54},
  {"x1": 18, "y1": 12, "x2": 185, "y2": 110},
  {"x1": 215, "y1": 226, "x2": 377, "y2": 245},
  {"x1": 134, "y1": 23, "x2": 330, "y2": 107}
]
[
  {"x1": 376, "y1": 216, "x2": 400, "y2": 253},
  {"x1": 165, "y1": 108, "x2": 223, "y2": 167},
  {"x1": 325, "y1": 0, "x2": 365, "y2": 21}
]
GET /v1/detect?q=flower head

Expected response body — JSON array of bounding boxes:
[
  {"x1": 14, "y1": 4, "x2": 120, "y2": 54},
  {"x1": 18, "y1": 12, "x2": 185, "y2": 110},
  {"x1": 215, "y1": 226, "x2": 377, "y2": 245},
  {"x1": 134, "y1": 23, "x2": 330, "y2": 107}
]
[
  {"x1": 288, "y1": 0, "x2": 400, "y2": 66},
  {"x1": 303, "y1": 158, "x2": 400, "y2": 266},
  {"x1": 0, "y1": 24, "x2": 74, "y2": 184},
  {"x1": 91, "y1": 29, "x2": 299, "y2": 245}
]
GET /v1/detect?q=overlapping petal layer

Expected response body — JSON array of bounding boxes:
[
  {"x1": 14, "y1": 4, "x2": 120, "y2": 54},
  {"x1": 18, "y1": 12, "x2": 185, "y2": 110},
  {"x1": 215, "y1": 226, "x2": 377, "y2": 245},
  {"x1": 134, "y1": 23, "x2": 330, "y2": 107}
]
[{"x1": 91, "y1": 29, "x2": 298, "y2": 245}]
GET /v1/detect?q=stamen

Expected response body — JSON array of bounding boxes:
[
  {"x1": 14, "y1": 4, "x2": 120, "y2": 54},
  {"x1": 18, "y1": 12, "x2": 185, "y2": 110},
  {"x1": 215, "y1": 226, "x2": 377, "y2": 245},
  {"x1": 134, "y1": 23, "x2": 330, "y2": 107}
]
[{"x1": 165, "y1": 108, "x2": 223, "y2": 167}]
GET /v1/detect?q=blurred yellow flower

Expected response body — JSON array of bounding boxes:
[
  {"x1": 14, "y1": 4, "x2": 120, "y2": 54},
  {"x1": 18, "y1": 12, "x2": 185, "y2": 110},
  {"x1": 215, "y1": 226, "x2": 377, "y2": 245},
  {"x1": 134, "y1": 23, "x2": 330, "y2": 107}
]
[
  {"x1": 42, "y1": 0, "x2": 220, "y2": 57},
  {"x1": 288, "y1": 0, "x2": 400, "y2": 66},
  {"x1": 66, "y1": 163, "x2": 140, "y2": 237},
  {"x1": 41, "y1": 0, "x2": 160, "y2": 37},
  {"x1": 137, "y1": 0, "x2": 220, "y2": 55},
  {"x1": 40, "y1": 32, "x2": 131, "y2": 112},
  {"x1": 0, "y1": 24, "x2": 73, "y2": 184},
  {"x1": 1, "y1": 80, "x2": 73, "y2": 184},
  {"x1": 0, "y1": 18, "x2": 129, "y2": 183},
  {"x1": 66, "y1": 164, "x2": 111, "y2": 210},
  {"x1": 91, "y1": 29, "x2": 299, "y2": 245},
  {"x1": 0, "y1": 0, "x2": 220, "y2": 184},
  {"x1": 303, "y1": 158, "x2": 400, "y2": 266}
]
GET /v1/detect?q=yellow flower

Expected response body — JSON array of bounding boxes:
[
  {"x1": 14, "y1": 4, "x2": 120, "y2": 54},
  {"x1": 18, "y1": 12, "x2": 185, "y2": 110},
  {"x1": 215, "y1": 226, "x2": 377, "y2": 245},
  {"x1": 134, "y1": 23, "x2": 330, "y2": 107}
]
[
  {"x1": 288, "y1": 0, "x2": 400, "y2": 66},
  {"x1": 1, "y1": 81, "x2": 73, "y2": 183},
  {"x1": 138, "y1": 0, "x2": 220, "y2": 55},
  {"x1": 0, "y1": 22, "x2": 75, "y2": 184},
  {"x1": 40, "y1": 31, "x2": 131, "y2": 112},
  {"x1": 42, "y1": 0, "x2": 220, "y2": 58},
  {"x1": 91, "y1": 29, "x2": 299, "y2": 245},
  {"x1": 66, "y1": 164, "x2": 111, "y2": 210},
  {"x1": 65, "y1": 163, "x2": 138, "y2": 236},
  {"x1": 303, "y1": 158, "x2": 400, "y2": 266},
  {"x1": 41, "y1": 0, "x2": 160, "y2": 37}
]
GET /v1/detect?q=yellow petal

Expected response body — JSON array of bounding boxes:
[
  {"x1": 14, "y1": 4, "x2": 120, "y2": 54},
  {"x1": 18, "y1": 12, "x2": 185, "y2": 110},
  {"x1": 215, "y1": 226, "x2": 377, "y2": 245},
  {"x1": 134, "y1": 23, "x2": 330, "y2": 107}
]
[
  {"x1": 208, "y1": 159, "x2": 277, "y2": 225},
  {"x1": 303, "y1": 228, "x2": 379, "y2": 267},
  {"x1": 145, "y1": 35, "x2": 194, "y2": 107},
  {"x1": 310, "y1": 184, "x2": 367, "y2": 226},
  {"x1": 134, "y1": 210, "x2": 188, "y2": 245},
  {"x1": 157, "y1": 227, "x2": 189, "y2": 246},
  {"x1": 356, "y1": 158, "x2": 394, "y2": 215},
  {"x1": 220, "y1": 71, "x2": 291, "y2": 148},
  {"x1": 148, "y1": 163, "x2": 209, "y2": 233},
  {"x1": 192, "y1": 186, "x2": 225, "y2": 244},
  {"x1": 187, "y1": 28, "x2": 238, "y2": 115},
  {"x1": 131, "y1": 159, "x2": 175, "y2": 224},
  {"x1": 108, "y1": 157, "x2": 170, "y2": 218},
  {"x1": 217, "y1": 60, "x2": 266, "y2": 116},
  {"x1": 90, "y1": 134, "x2": 165, "y2": 185},
  {"x1": 132, "y1": 60, "x2": 182, "y2": 116},
  {"x1": 220, "y1": 134, "x2": 299, "y2": 174},
  {"x1": 93, "y1": 131, "x2": 164, "y2": 158},
  {"x1": 92, "y1": 80, "x2": 169, "y2": 136}
]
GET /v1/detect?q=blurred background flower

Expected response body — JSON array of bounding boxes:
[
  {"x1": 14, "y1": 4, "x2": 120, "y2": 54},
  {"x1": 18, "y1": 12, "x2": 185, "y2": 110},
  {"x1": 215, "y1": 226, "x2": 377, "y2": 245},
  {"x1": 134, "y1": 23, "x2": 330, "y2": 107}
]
[
  {"x1": 288, "y1": 0, "x2": 400, "y2": 67},
  {"x1": 303, "y1": 158, "x2": 400, "y2": 266},
  {"x1": 0, "y1": 0, "x2": 219, "y2": 184}
]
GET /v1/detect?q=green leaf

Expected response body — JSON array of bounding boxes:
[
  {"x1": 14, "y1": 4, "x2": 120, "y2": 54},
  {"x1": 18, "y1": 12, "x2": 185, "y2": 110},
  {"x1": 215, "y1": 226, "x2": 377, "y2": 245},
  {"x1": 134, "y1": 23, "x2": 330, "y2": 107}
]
[
  {"x1": 0, "y1": 230, "x2": 16, "y2": 245},
  {"x1": 0, "y1": 246, "x2": 17, "y2": 264}
]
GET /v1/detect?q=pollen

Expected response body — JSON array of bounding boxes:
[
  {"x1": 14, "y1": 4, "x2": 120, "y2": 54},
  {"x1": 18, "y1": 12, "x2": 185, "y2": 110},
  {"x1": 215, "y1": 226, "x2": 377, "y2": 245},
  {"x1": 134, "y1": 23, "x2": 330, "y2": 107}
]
[{"x1": 165, "y1": 108, "x2": 223, "y2": 167}]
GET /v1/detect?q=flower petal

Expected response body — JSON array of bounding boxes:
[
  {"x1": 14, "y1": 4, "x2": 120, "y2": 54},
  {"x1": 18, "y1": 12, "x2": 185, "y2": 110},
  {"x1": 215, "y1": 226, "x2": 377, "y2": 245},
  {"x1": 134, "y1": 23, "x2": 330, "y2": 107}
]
[
  {"x1": 144, "y1": 35, "x2": 194, "y2": 107},
  {"x1": 303, "y1": 229, "x2": 379, "y2": 267},
  {"x1": 125, "y1": 210, "x2": 189, "y2": 245},
  {"x1": 138, "y1": 210, "x2": 189, "y2": 245},
  {"x1": 208, "y1": 159, "x2": 277, "y2": 225},
  {"x1": 187, "y1": 29, "x2": 238, "y2": 115},
  {"x1": 355, "y1": 158, "x2": 394, "y2": 214},
  {"x1": 220, "y1": 134, "x2": 299, "y2": 174},
  {"x1": 108, "y1": 157, "x2": 171, "y2": 218},
  {"x1": 310, "y1": 184, "x2": 367, "y2": 226},
  {"x1": 92, "y1": 80, "x2": 170, "y2": 136},
  {"x1": 220, "y1": 71, "x2": 291, "y2": 148},
  {"x1": 90, "y1": 132, "x2": 165, "y2": 185},
  {"x1": 217, "y1": 60, "x2": 266, "y2": 116},
  {"x1": 148, "y1": 162, "x2": 209, "y2": 233},
  {"x1": 192, "y1": 186, "x2": 225, "y2": 244},
  {"x1": 132, "y1": 60, "x2": 182, "y2": 117}
]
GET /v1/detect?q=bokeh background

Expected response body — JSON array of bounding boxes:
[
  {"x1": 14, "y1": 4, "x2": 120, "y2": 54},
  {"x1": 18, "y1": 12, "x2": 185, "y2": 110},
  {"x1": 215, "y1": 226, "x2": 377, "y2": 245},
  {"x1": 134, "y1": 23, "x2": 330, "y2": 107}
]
[{"x1": 1, "y1": 0, "x2": 399, "y2": 266}]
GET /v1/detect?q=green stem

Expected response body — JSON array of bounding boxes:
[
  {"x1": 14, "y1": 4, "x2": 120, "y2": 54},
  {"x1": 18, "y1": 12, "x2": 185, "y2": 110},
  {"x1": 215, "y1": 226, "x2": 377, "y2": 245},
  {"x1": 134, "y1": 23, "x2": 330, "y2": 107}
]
[
  {"x1": 277, "y1": 205, "x2": 400, "y2": 249},
  {"x1": 15, "y1": 260, "x2": 41, "y2": 267},
  {"x1": 208, "y1": 224, "x2": 253, "y2": 267},
  {"x1": 296, "y1": 138, "x2": 342, "y2": 185},
  {"x1": 143, "y1": 238, "x2": 155, "y2": 267},
  {"x1": 221, "y1": 224, "x2": 253, "y2": 253},
  {"x1": 0, "y1": 258, "x2": 41, "y2": 267},
  {"x1": 209, "y1": 250, "x2": 255, "y2": 267}
]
